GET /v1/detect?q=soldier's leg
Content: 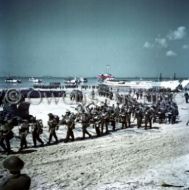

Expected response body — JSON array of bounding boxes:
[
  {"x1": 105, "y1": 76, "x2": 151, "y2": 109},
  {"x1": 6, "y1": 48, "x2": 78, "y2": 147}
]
[
  {"x1": 0, "y1": 138, "x2": 7, "y2": 151},
  {"x1": 23, "y1": 136, "x2": 27, "y2": 148},
  {"x1": 112, "y1": 121, "x2": 116, "y2": 131},
  {"x1": 70, "y1": 130, "x2": 74, "y2": 141},
  {"x1": 137, "y1": 119, "x2": 140, "y2": 128},
  {"x1": 5, "y1": 137, "x2": 11, "y2": 153},
  {"x1": 101, "y1": 123, "x2": 104, "y2": 134},
  {"x1": 95, "y1": 126, "x2": 101, "y2": 137},
  {"x1": 20, "y1": 135, "x2": 24, "y2": 150},
  {"x1": 149, "y1": 119, "x2": 152, "y2": 129},
  {"x1": 53, "y1": 131, "x2": 58, "y2": 143},
  {"x1": 65, "y1": 129, "x2": 70, "y2": 142},
  {"x1": 121, "y1": 122, "x2": 125, "y2": 129},
  {"x1": 105, "y1": 122, "x2": 109, "y2": 133},
  {"x1": 36, "y1": 134, "x2": 44, "y2": 145},
  {"x1": 125, "y1": 118, "x2": 128, "y2": 128},
  {"x1": 145, "y1": 119, "x2": 148, "y2": 130},
  {"x1": 128, "y1": 116, "x2": 131, "y2": 127},
  {"x1": 84, "y1": 128, "x2": 92, "y2": 138},
  {"x1": 48, "y1": 133, "x2": 53, "y2": 144},
  {"x1": 32, "y1": 133, "x2": 37, "y2": 147}
]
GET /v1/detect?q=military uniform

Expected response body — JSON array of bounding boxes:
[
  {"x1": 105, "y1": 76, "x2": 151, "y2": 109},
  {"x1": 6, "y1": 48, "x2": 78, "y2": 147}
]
[
  {"x1": 120, "y1": 110, "x2": 127, "y2": 129},
  {"x1": 19, "y1": 121, "x2": 29, "y2": 151},
  {"x1": 48, "y1": 115, "x2": 59, "y2": 144},
  {"x1": 101, "y1": 111, "x2": 109, "y2": 134},
  {"x1": 31, "y1": 119, "x2": 44, "y2": 147},
  {"x1": 0, "y1": 122, "x2": 14, "y2": 154},
  {"x1": 92, "y1": 115, "x2": 101, "y2": 137},
  {"x1": 136, "y1": 108, "x2": 143, "y2": 128},
  {"x1": 64, "y1": 114, "x2": 75, "y2": 142},
  {"x1": 109, "y1": 113, "x2": 116, "y2": 131},
  {"x1": 144, "y1": 108, "x2": 153, "y2": 130},
  {"x1": 81, "y1": 113, "x2": 92, "y2": 139},
  {"x1": 0, "y1": 126, "x2": 7, "y2": 152}
]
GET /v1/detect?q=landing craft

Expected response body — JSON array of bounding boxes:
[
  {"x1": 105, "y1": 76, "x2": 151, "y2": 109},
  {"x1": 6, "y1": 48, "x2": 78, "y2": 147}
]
[
  {"x1": 5, "y1": 77, "x2": 22, "y2": 83},
  {"x1": 29, "y1": 77, "x2": 42, "y2": 83}
]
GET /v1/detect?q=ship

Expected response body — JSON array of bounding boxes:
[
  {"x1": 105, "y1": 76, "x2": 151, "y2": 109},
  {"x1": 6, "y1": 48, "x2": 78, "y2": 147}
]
[
  {"x1": 5, "y1": 77, "x2": 22, "y2": 83},
  {"x1": 29, "y1": 77, "x2": 42, "y2": 83},
  {"x1": 97, "y1": 65, "x2": 114, "y2": 81}
]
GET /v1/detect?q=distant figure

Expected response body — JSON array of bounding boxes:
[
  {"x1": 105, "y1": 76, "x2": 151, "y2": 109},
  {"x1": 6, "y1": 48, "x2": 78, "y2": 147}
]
[
  {"x1": 0, "y1": 156, "x2": 31, "y2": 190},
  {"x1": 184, "y1": 92, "x2": 189, "y2": 103}
]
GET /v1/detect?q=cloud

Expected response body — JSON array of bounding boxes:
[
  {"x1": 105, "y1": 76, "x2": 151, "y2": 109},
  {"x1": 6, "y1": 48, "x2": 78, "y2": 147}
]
[
  {"x1": 166, "y1": 50, "x2": 177, "y2": 57},
  {"x1": 168, "y1": 26, "x2": 186, "y2": 40},
  {"x1": 143, "y1": 41, "x2": 153, "y2": 49},
  {"x1": 155, "y1": 38, "x2": 168, "y2": 48},
  {"x1": 182, "y1": 44, "x2": 189, "y2": 49}
]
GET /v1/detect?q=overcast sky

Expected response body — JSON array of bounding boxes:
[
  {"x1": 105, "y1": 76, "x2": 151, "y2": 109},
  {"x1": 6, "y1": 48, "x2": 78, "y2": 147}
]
[{"x1": 0, "y1": 0, "x2": 189, "y2": 77}]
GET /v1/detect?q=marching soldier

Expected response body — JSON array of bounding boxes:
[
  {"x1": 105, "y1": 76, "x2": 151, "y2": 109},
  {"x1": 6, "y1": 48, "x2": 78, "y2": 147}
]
[
  {"x1": 64, "y1": 112, "x2": 75, "y2": 142},
  {"x1": 1, "y1": 120, "x2": 14, "y2": 154},
  {"x1": 135, "y1": 107, "x2": 143, "y2": 128},
  {"x1": 120, "y1": 109, "x2": 127, "y2": 129},
  {"x1": 0, "y1": 125, "x2": 7, "y2": 152},
  {"x1": 92, "y1": 115, "x2": 101, "y2": 137},
  {"x1": 30, "y1": 117, "x2": 44, "y2": 147},
  {"x1": 184, "y1": 92, "x2": 189, "y2": 103},
  {"x1": 81, "y1": 112, "x2": 92, "y2": 139},
  {"x1": 47, "y1": 113, "x2": 59, "y2": 144},
  {"x1": 126, "y1": 107, "x2": 132, "y2": 128},
  {"x1": 109, "y1": 112, "x2": 116, "y2": 131},
  {"x1": 144, "y1": 107, "x2": 154, "y2": 130},
  {"x1": 101, "y1": 110, "x2": 109, "y2": 134},
  {"x1": 19, "y1": 120, "x2": 29, "y2": 151}
]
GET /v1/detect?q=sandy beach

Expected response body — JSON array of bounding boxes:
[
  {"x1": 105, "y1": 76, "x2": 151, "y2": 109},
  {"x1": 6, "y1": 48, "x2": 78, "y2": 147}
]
[{"x1": 1, "y1": 91, "x2": 189, "y2": 190}]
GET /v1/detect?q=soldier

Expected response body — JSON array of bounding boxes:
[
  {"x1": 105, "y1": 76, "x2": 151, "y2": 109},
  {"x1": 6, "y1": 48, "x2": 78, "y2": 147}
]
[
  {"x1": 144, "y1": 107, "x2": 153, "y2": 130},
  {"x1": 19, "y1": 120, "x2": 29, "y2": 151},
  {"x1": 47, "y1": 113, "x2": 59, "y2": 144},
  {"x1": 30, "y1": 118, "x2": 44, "y2": 147},
  {"x1": 0, "y1": 156, "x2": 31, "y2": 190},
  {"x1": 135, "y1": 107, "x2": 143, "y2": 128},
  {"x1": 0, "y1": 125, "x2": 7, "y2": 152},
  {"x1": 120, "y1": 109, "x2": 127, "y2": 129},
  {"x1": 92, "y1": 115, "x2": 101, "y2": 137},
  {"x1": 81, "y1": 112, "x2": 92, "y2": 139},
  {"x1": 1, "y1": 120, "x2": 14, "y2": 154},
  {"x1": 109, "y1": 111, "x2": 116, "y2": 131},
  {"x1": 101, "y1": 110, "x2": 109, "y2": 134},
  {"x1": 126, "y1": 106, "x2": 132, "y2": 128},
  {"x1": 64, "y1": 112, "x2": 75, "y2": 143},
  {"x1": 184, "y1": 92, "x2": 189, "y2": 103}
]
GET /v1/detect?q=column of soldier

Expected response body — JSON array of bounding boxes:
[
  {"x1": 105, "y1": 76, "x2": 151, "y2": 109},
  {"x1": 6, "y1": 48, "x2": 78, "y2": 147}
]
[{"x1": 0, "y1": 89, "x2": 179, "y2": 155}]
